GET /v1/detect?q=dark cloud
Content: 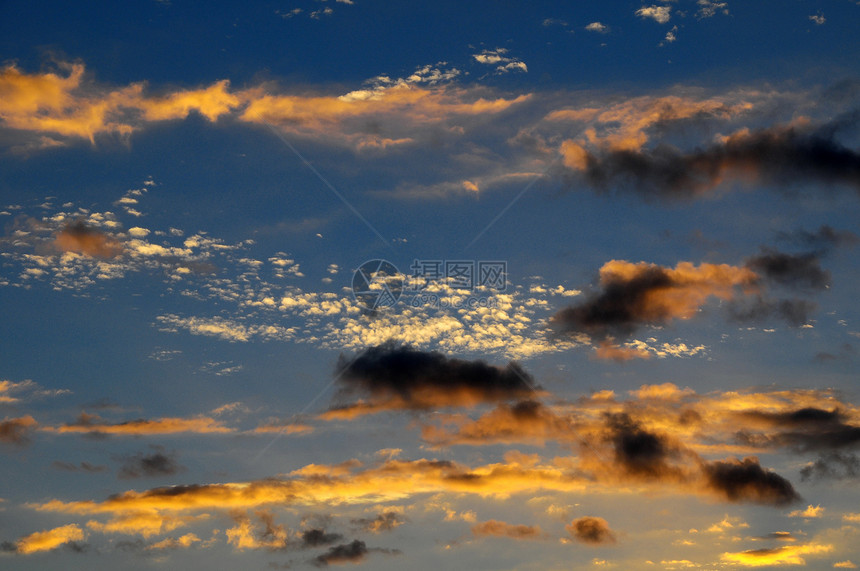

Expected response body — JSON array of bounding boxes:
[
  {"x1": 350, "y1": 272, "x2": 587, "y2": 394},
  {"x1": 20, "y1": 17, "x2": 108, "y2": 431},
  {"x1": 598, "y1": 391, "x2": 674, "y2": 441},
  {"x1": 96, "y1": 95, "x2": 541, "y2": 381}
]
[
  {"x1": 301, "y1": 529, "x2": 344, "y2": 548},
  {"x1": 604, "y1": 413, "x2": 682, "y2": 479},
  {"x1": 566, "y1": 517, "x2": 616, "y2": 545},
  {"x1": 350, "y1": 512, "x2": 406, "y2": 533},
  {"x1": 757, "y1": 531, "x2": 796, "y2": 542},
  {"x1": 326, "y1": 342, "x2": 536, "y2": 417},
  {"x1": 116, "y1": 447, "x2": 184, "y2": 479},
  {"x1": 702, "y1": 457, "x2": 800, "y2": 506},
  {"x1": 565, "y1": 118, "x2": 860, "y2": 199},
  {"x1": 311, "y1": 540, "x2": 368, "y2": 567},
  {"x1": 551, "y1": 265, "x2": 676, "y2": 339},
  {"x1": 725, "y1": 296, "x2": 816, "y2": 327},
  {"x1": 737, "y1": 407, "x2": 860, "y2": 452},
  {"x1": 776, "y1": 225, "x2": 859, "y2": 250},
  {"x1": 745, "y1": 249, "x2": 830, "y2": 290},
  {"x1": 52, "y1": 460, "x2": 109, "y2": 473},
  {"x1": 800, "y1": 452, "x2": 860, "y2": 481},
  {"x1": 0, "y1": 415, "x2": 37, "y2": 445}
]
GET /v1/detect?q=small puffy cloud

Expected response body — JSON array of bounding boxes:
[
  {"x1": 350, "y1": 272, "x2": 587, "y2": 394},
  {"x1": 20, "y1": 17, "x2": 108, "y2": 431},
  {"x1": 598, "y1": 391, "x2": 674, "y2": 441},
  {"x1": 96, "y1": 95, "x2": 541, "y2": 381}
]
[
  {"x1": 566, "y1": 517, "x2": 616, "y2": 545},
  {"x1": 809, "y1": 14, "x2": 826, "y2": 25},
  {"x1": 697, "y1": 0, "x2": 729, "y2": 19},
  {"x1": 636, "y1": 5, "x2": 672, "y2": 24},
  {"x1": 472, "y1": 49, "x2": 528, "y2": 74},
  {"x1": 787, "y1": 504, "x2": 824, "y2": 518},
  {"x1": 585, "y1": 22, "x2": 609, "y2": 33}
]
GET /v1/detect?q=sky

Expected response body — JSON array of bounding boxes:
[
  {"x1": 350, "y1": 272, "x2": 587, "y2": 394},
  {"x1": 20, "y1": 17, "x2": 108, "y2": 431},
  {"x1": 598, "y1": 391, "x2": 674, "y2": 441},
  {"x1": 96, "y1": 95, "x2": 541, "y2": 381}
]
[{"x1": 1, "y1": 0, "x2": 860, "y2": 569}]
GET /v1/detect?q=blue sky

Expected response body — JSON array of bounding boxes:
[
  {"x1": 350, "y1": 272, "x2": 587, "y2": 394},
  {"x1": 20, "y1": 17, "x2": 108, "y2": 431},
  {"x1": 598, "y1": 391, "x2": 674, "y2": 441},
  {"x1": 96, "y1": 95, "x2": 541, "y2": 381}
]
[{"x1": 2, "y1": 1, "x2": 860, "y2": 569}]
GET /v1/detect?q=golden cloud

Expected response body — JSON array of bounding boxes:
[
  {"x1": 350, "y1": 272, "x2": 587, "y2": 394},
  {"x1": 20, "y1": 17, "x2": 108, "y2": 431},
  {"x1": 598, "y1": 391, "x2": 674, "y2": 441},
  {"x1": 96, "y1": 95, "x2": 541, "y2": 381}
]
[{"x1": 15, "y1": 523, "x2": 85, "y2": 554}]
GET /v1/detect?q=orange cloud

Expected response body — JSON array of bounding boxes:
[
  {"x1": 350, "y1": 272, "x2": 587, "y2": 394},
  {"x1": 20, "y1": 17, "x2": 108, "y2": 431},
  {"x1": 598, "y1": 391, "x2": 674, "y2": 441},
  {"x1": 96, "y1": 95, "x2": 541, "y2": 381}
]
[
  {"x1": 53, "y1": 221, "x2": 123, "y2": 258},
  {"x1": 86, "y1": 512, "x2": 209, "y2": 538},
  {"x1": 550, "y1": 95, "x2": 752, "y2": 153},
  {"x1": 0, "y1": 415, "x2": 37, "y2": 444},
  {"x1": 551, "y1": 259, "x2": 758, "y2": 340},
  {"x1": 15, "y1": 523, "x2": 85, "y2": 554},
  {"x1": 594, "y1": 340, "x2": 651, "y2": 361},
  {"x1": 720, "y1": 542, "x2": 833, "y2": 566},
  {"x1": 45, "y1": 412, "x2": 232, "y2": 435},
  {"x1": 471, "y1": 519, "x2": 544, "y2": 540}
]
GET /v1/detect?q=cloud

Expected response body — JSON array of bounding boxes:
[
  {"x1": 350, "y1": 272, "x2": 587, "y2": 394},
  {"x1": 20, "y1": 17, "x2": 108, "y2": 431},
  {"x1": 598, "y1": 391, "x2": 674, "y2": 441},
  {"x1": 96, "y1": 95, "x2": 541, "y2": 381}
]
[
  {"x1": 323, "y1": 342, "x2": 537, "y2": 418},
  {"x1": 604, "y1": 413, "x2": 687, "y2": 480},
  {"x1": 117, "y1": 447, "x2": 185, "y2": 479},
  {"x1": 697, "y1": 0, "x2": 729, "y2": 19},
  {"x1": 585, "y1": 22, "x2": 609, "y2": 33},
  {"x1": 566, "y1": 517, "x2": 616, "y2": 545},
  {"x1": 312, "y1": 539, "x2": 368, "y2": 566},
  {"x1": 550, "y1": 259, "x2": 757, "y2": 341},
  {"x1": 15, "y1": 524, "x2": 85, "y2": 554},
  {"x1": 472, "y1": 49, "x2": 528, "y2": 74},
  {"x1": 636, "y1": 5, "x2": 672, "y2": 24},
  {"x1": 350, "y1": 511, "x2": 406, "y2": 533},
  {"x1": 800, "y1": 452, "x2": 860, "y2": 481},
  {"x1": 226, "y1": 510, "x2": 289, "y2": 550},
  {"x1": 745, "y1": 249, "x2": 830, "y2": 290},
  {"x1": 735, "y1": 407, "x2": 860, "y2": 452},
  {"x1": 53, "y1": 220, "x2": 123, "y2": 258},
  {"x1": 148, "y1": 533, "x2": 201, "y2": 550},
  {"x1": 421, "y1": 400, "x2": 573, "y2": 447},
  {"x1": 560, "y1": 118, "x2": 860, "y2": 199},
  {"x1": 0, "y1": 415, "x2": 37, "y2": 445},
  {"x1": 787, "y1": 504, "x2": 824, "y2": 518},
  {"x1": 720, "y1": 542, "x2": 833, "y2": 567},
  {"x1": 87, "y1": 512, "x2": 210, "y2": 539},
  {"x1": 45, "y1": 412, "x2": 232, "y2": 435},
  {"x1": 702, "y1": 457, "x2": 800, "y2": 506},
  {"x1": 0, "y1": 60, "x2": 530, "y2": 153},
  {"x1": 302, "y1": 528, "x2": 344, "y2": 548},
  {"x1": 777, "y1": 225, "x2": 859, "y2": 249},
  {"x1": 52, "y1": 461, "x2": 109, "y2": 473},
  {"x1": 471, "y1": 519, "x2": 544, "y2": 540}
]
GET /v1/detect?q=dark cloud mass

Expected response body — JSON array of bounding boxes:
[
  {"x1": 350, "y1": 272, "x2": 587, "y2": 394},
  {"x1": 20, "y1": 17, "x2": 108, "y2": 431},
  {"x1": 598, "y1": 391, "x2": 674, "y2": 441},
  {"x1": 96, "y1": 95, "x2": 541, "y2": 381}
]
[
  {"x1": 117, "y1": 448, "x2": 184, "y2": 479},
  {"x1": 551, "y1": 265, "x2": 676, "y2": 339},
  {"x1": 569, "y1": 119, "x2": 860, "y2": 199},
  {"x1": 605, "y1": 413, "x2": 681, "y2": 478},
  {"x1": 566, "y1": 517, "x2": 616, "y2": 545},
  {"x1": 737, "y1": 407, "x2": 860, "y2": 451},
  {"x1": 311, "y1": 540, "x2": 368, "y2": 566},
  {"x1": 725, "y1": 296, "x2": 816, "y2": 327},
  {"x1": 327, "y1": 342, "x2": 536, "y2": 415},
  {"x1": 777, "y1": 225, "x2": 859, "y2": 249},
  {"x1": 702, "y1": 457, "x2": 800, "y2": 506},
  {"x1": 302, "y1": 529, "x2": 344, "y2": 548},
  {"x1": 800, "y1": 452, "x2": 860, "y2": 481},
  {"x1": 745, "y1": 249, "x2": 830, "y2": 290}
]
